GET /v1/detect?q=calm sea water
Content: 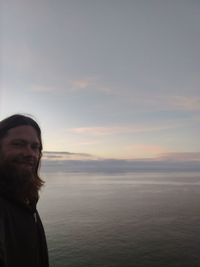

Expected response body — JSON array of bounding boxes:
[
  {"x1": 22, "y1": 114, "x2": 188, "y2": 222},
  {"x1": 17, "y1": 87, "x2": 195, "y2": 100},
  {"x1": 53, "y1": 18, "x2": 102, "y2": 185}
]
[{"x1": 38, "y1": 171, "x2": 200, "y2": 267}]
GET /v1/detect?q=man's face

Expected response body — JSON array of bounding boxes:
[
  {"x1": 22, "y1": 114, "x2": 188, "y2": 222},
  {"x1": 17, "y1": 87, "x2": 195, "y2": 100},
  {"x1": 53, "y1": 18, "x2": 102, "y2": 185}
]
[{"x1": 0, "y1": 125, "x2": 41, "y2": 174}]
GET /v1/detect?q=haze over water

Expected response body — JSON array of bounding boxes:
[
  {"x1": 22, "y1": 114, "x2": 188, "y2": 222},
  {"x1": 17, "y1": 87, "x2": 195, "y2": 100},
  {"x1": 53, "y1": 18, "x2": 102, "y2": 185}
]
[{"x1": 38, "y1": 169, "x2": 200, "y2": 267}]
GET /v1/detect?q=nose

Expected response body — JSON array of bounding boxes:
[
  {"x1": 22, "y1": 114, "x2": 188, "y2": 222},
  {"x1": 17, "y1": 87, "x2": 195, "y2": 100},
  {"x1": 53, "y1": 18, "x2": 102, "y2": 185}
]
[{"x1": 22, "y1": 144, "x2": 38, "y2": 158}]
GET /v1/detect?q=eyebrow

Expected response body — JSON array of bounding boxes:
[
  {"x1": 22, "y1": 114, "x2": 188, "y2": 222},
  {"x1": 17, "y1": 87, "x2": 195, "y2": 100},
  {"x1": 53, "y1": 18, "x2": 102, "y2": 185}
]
[{"x1": 11, "y1": 139, "x2": 41, "y2": 147}]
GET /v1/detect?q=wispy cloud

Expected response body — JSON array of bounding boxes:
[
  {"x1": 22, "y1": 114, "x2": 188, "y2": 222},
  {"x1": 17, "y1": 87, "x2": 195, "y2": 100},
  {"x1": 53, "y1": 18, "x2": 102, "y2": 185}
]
[
  {"x1": 158, "y1": 152, "x2": 200, "y2": 161},
  {"x1": 29, "y1": 77, "x2": 113, "y2": 95},
  {"x1": 28, "y1": 78, "x2": 200, "y2": 113},
  {"x1": 144, "y1": 95, "x2": 200, "y2": 112},
  {"x1": 68, "y1": 122, "x2": 188, "y2": 136},
  {"x1": 43, "y1": 151, "x2": 101, "y2": 161},
  {"x1": 70, "y1": 77, "x2": 113, "y2": 94},
  {"x1": 42, "y1": 151, "x2": 200, "y2": 162},
  {"x1": 112, "y1": 89, "x2": 200, "y2": 112},
  {"x1": 122, "y1": 144, "x2": 169, "y2": 159},
  {"x1": 167, "y1": 96, "x2": 200, "y2": 111},
  {"x1": 70, "y1": 78, "x2": 93, "y2": 90}
]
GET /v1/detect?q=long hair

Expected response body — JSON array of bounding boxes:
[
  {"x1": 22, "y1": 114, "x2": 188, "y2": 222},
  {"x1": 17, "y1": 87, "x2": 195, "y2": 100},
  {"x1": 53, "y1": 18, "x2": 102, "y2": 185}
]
[{"x1": 0, "y1": 114, "x2": 44, "y2": 192}]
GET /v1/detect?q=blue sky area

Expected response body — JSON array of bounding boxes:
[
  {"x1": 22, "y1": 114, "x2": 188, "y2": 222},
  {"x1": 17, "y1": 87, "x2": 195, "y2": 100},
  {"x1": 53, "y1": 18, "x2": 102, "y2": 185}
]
[{"x1": 1, "y1": 1, "x2": 200, "y2": 160}]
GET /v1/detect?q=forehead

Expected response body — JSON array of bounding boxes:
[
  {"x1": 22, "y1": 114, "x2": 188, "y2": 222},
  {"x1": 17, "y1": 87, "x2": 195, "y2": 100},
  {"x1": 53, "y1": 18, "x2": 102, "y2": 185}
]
[{"x1": 4, "y1": 125, "x2": 40, "y2": 143}]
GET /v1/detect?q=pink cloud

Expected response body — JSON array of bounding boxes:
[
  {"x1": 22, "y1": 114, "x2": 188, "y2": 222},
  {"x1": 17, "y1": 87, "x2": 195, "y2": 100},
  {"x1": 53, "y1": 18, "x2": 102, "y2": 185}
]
[
  {"x1": 68, "y1": 123, "x2": 184, "y2": 136},
  {"x1": 71, "y1": 79, "x2": 92, "y2": 89},
  {"x1": 122, "y1": 144, "x2": 169, "y2": 159},
  {"x1": 70, "y1": 78, "x2": 113, "y2": 94}
]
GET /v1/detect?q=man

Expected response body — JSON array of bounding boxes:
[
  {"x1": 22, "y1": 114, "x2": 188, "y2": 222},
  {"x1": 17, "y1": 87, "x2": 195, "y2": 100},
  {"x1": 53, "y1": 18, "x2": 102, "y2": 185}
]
[{"x1": 0, "y1": 114, "x2": 49, "y2": 267}]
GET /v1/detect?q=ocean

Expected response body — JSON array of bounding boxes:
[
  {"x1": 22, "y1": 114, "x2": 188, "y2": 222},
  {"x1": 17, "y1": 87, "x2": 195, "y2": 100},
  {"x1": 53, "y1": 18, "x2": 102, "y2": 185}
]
[{"x1": 38, "y1": 171, "x2": 200, "y2": 267}]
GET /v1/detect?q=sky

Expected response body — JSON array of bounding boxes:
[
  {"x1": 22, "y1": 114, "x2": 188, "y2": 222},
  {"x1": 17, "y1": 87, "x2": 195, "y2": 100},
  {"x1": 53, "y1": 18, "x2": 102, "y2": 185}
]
[{"x1": 0, "y1": 0, "x2": 200, "y2": 160}]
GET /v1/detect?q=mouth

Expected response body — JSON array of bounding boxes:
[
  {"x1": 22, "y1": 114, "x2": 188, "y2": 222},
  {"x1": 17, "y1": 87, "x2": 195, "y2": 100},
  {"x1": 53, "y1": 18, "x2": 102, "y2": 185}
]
[{"x1": 14, "y1": 160, "x2": 36, "y2": 168}]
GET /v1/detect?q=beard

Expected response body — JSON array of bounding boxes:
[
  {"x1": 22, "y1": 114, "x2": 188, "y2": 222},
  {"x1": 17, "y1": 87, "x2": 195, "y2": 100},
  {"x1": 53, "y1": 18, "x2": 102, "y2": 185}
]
[{"x1": 0, "y1": 155, "x2": 44, "y2": 205}]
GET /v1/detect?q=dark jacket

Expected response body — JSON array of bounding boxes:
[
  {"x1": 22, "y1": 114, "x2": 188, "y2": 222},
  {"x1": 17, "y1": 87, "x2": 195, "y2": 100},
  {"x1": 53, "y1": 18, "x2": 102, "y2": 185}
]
[{"x1": 0, "y1": 195, "x2": 49, "y2": 267}]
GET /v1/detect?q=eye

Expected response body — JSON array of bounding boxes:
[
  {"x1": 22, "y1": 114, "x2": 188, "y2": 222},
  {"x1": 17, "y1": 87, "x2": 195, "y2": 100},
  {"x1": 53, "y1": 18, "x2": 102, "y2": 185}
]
[
  {"x1": 31, "y1": 143, "x2": 41, "y2": 151},
  {"x1": 12, "y1": 141, "x2": 26, "y2": 148}
]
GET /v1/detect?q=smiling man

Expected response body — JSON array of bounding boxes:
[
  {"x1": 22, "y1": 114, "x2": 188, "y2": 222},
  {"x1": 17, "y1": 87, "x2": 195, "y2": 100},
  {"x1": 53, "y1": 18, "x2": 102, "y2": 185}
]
[{"x1": 0, "y1": 114, "x2": 49, "y2": 267}]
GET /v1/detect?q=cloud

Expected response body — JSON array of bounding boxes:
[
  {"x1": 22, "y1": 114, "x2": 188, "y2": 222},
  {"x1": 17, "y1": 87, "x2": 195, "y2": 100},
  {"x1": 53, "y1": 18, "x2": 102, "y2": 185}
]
[
  {"x1": 165, "y1": 96, "x2": 200, "y2": 111},
  {"x1": 122, "y1": 144, "x2": 168, "y2": 159},
  {"x1": 27, "y1": 77, "x2": 200, "y2": 113},
  {"x1": 158, "y1": 152, "x2": 200, "y2": 161},
  {"x1": 42, "y1": 151, "x2": 200, "y2": 162},
  {"x1": 67, "y1": 122, "x2": 187, "y2": 136},
  {"x1": 70, "y1": 79, "x2": 92, "y2": 89},
  {"x1": 116, "y1": 90, "x2": 200, "y2": 112},
  {"x1": 41, "y1": 151, "x2": 200, "y2": 173},
  {"x1": 68, "y1": 126, "x2": 119, "y2": 135},
  {"x1": 43, "y1": 151, "x2": 101, "y2": 161},
  {"x1": 153, "y1": 95, "x2": 200, "y2": 112},
  {"x1": 70, "y1": 78, "x2": 113, "y2": 94},
  {"x1": 29, "y1": 77, "x2": 113, "y2": 95}
]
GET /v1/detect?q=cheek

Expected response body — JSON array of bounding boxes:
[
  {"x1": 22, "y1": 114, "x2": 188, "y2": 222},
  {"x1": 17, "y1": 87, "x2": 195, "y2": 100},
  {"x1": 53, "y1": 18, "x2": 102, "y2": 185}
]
[
  {"x1": 0, "y1": 149, "x2": 24, "y2": 163},
  {"x1": 0, "y1": 151, "x2": 14, "y2": 168},
  {"x1": 3, "y1": 150, "x2": 18, "y2": 159},
  {"x1": 35, "y1": 152, "x2": 41, "y2": 160}
]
